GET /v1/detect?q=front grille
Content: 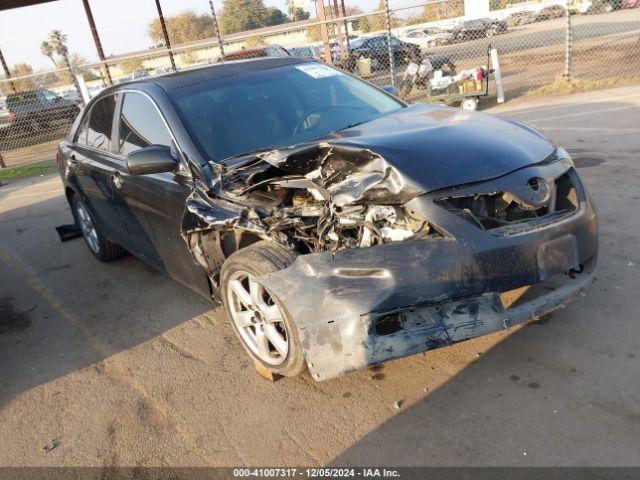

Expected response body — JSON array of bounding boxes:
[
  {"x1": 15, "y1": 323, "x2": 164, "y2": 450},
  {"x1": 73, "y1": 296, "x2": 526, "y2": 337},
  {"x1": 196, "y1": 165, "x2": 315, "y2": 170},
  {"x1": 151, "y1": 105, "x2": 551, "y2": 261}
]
[{"x1": 435, "y1": 170, "x2": 579, "y2": 234}]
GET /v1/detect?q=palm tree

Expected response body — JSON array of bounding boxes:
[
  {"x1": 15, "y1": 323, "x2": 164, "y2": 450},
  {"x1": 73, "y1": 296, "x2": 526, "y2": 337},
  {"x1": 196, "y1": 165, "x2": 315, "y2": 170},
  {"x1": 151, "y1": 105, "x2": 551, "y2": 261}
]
[
  {"x1": 47, "y1": 29, "x2": 84, "y2": 105},
  {"x1": 286, "y1": 0, "x2": 298, "y2": 20},
  {"x1": 40, "y1": 41, "x2": 56, "y2": 68},
  {"x1": 48, "y1": 30, "x2": 68, "y2": 56}
]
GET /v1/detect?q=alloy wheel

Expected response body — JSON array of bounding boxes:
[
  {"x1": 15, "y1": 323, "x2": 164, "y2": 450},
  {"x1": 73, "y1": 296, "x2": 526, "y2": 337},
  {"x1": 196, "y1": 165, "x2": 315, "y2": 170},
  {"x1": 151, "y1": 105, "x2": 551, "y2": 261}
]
[
  {"x1": 227, "y1": 271, "x2": 289, "y2": 366},
  {"x1": 76, "y1": 202, "x2": 100, "y2": 254}
]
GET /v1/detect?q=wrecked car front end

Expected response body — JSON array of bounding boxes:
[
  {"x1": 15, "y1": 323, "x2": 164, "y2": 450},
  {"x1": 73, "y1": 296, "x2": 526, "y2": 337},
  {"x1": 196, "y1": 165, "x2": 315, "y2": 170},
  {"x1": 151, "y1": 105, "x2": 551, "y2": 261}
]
[
  {"x1": 255, "y1": 156, "x2": 598, "y2": 380},
  {"x1": 184, "y1": 130, "x2": 597, "y2": 380}
]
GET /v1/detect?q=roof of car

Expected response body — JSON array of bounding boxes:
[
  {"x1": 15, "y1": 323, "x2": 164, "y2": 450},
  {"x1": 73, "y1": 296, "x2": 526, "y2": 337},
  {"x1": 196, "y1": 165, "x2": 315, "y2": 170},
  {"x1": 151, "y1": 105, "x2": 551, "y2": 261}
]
[
  {"x1": 149, "y1": 57, "x2": 314, "y2": 91},
  {"x1": 89, "y1": 57, "x2": 315, "y2": 104}
]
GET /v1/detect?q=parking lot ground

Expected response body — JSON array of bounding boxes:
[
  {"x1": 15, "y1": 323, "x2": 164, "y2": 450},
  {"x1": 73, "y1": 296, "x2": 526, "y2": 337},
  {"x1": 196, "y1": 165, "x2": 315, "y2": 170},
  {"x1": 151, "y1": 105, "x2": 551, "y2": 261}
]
[{"x1": 0, "y1": 85, "x2": 639, "y2": 467}]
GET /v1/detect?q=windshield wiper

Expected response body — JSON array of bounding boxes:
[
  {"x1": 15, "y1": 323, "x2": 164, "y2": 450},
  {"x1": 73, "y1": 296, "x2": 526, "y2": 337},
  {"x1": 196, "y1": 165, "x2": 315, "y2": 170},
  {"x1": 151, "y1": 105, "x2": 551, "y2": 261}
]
[{"x1": 335, "y1": 120, "x2": 369, "y2": 133}]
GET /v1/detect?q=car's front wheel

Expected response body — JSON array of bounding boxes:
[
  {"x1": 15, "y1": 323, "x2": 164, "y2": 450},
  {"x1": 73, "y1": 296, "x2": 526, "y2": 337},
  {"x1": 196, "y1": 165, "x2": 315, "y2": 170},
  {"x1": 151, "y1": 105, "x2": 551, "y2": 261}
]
[
  {"x1": 72, "y1": 194, "x2": 124, "y2": 262},
  {"x1": 221, "y1": 241, "x2": 306, "y2": 378}
]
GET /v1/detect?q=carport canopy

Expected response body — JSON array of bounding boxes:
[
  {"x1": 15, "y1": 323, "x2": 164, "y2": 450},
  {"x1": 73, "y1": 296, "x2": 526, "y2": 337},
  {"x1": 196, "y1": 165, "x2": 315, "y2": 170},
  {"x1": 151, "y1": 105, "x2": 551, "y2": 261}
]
[{"x1": 0, "y1": 0, "x2": 57, "y2": 10}]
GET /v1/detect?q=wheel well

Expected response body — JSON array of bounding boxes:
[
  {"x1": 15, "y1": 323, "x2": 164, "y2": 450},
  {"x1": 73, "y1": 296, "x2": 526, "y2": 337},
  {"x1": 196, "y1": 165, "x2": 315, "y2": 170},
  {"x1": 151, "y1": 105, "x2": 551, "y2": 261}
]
[{"x1": 220, "y1": 230, "x2": 263, "y2": 259}]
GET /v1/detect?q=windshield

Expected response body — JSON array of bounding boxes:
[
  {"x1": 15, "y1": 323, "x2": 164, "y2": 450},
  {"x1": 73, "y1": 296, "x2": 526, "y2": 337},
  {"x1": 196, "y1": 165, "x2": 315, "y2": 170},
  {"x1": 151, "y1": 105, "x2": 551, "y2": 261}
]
[{"x1": 169, "y1": 63, "x2": 404, "y2": 161}]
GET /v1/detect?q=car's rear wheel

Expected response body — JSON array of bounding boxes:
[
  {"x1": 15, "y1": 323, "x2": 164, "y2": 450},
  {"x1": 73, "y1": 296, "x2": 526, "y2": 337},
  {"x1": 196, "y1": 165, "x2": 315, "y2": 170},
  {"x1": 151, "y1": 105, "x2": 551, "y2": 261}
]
[
  {"x1": 221, "y1": 241, "x2": 306, "y2": 378},
  {"x1": 72, "y1": 194, "x2": 124, "y2": 262}
]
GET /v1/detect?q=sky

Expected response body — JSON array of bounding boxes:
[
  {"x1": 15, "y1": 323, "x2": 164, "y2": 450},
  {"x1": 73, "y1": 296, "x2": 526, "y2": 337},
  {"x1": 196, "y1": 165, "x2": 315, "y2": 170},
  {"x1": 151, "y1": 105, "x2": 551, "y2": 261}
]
[{"x1": 0, "y1": 0, "x2": 384, "y2": 70}]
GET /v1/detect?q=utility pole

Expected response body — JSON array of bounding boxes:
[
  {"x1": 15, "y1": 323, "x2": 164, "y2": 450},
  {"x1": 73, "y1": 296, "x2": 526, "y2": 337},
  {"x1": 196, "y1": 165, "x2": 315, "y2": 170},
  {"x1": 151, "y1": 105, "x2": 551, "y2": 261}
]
[
  {"x1": 82, "y1": 0, "x2": 112, "y2": 85},
  {"x1": 154, "y1": 0, "x2": 177, "y2": 71},
  {"x1": 209, "y1": 0, "x2": 225, "y2": 59}
]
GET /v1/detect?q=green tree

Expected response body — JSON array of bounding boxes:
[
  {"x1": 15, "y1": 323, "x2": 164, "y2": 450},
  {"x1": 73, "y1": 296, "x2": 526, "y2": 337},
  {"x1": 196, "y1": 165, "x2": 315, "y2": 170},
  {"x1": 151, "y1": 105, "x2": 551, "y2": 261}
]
[
  {"x1": 371, "y1": 0, "x2": 399, "y2": 32},
  {"x1": 286, "y1": 0, "x2": 310, "y2": 21},
  {"x1": 344, "y1": 6, "x2": 369, "y2": 33},
  {"x1": 220, "y1": 0, "x2": 288, "y2": 34},
  {"x1": 9, "y1": 63, "x2": 35, "y2": 91},
  {"x1": 292, "y1": 7, "x2": 310, "y2": 21},
  {"x1": 265, "y1": 7, "x2": 289, "y2": 26},
  {"x1": 148, "y1": 10, "x2": 215, "y2": 46}
]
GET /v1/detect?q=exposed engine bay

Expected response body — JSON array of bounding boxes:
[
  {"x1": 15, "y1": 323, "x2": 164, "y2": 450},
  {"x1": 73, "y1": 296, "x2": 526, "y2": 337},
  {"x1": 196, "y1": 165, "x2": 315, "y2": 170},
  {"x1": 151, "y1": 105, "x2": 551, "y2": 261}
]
[{"x1": 183, "y1": 142, "x2": 440, "y2": 264}]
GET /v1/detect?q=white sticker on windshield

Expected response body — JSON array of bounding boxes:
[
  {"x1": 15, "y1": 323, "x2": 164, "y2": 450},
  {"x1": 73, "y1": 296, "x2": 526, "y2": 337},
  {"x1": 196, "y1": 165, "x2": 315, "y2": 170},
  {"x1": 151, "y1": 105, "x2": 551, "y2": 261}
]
[{"x1": 295, "y1": 63, "x2": 341, "y2": 79}]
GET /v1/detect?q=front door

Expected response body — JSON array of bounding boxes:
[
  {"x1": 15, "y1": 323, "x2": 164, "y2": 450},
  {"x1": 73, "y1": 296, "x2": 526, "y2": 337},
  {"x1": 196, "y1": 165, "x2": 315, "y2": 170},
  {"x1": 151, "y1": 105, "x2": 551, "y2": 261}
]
[{"x1": 113, "y1": 91, "x2": 210, "y2": 297}]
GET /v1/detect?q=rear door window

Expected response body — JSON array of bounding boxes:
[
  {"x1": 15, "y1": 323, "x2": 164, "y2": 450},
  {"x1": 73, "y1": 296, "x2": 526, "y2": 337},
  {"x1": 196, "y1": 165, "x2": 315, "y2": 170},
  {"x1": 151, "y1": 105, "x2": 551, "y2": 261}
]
[
  {"x1": 118, "y1": 92, "x2": 174, "y2": 156},
  {"x1": 86, "y1": 94, "x2": 117, "y2": 151}
]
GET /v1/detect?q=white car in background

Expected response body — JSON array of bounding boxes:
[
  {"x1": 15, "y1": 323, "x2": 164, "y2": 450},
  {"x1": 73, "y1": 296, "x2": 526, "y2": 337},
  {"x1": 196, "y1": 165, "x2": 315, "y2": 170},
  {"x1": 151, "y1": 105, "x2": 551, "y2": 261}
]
[{"x1": 398, "y1": 27, "x2": 451, "y2": 49}]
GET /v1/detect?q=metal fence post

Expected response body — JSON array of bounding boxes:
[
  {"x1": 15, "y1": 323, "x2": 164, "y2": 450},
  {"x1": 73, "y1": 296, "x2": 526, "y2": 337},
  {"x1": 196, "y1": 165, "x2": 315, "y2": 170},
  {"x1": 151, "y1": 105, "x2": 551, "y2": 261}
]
[
  {"x1": 564, "y1": 0, "x2": 573, "y2": 80},
  {"x1": 316, "y1": 0, "x2": 333, "y2": 65},
  {"x1": 155, "y1": 0, "x2": 177, "y2": 71},
  {"x1": 209, "y1": 0, "x2": 225, "y2": 60},
  {"x1": 384, "y1": 0, "x2": 397, "y2": 87}
]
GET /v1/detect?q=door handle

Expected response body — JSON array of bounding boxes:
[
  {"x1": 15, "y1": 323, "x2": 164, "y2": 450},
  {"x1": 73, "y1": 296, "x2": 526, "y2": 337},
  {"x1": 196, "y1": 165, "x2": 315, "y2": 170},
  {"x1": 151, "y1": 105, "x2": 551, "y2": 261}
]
[{"x1": 111, "y1": 172, "x2": 123, "y2": 189}]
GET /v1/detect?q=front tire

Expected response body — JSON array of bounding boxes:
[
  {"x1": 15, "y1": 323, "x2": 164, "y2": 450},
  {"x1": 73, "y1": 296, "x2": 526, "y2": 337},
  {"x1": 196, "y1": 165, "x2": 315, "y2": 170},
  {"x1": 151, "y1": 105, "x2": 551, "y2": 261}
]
[
  {"x1": 72, "y1": 194, "x2": 124, "y2": 262},
  {"x1": 221, "y1": 241, "x2": 306, "y2": 378}
]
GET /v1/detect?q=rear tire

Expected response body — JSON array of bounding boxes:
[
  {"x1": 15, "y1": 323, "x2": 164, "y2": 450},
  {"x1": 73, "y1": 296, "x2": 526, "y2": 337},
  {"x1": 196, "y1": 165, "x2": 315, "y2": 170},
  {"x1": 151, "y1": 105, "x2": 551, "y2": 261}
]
[
  {"x1": 221, "y1": 241, "x2": 306, "y2": 378},
  {"x1": 72, "y1": 193, "x2": 124, "y2": 262}
]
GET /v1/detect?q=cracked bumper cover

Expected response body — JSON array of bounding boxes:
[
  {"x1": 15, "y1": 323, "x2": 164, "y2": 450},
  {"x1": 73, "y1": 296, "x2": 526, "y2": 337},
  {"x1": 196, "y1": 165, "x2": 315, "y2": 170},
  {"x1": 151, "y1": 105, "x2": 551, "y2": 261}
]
[{"x1": 256, "y1": 169, "x2": 599, "y2": 381}]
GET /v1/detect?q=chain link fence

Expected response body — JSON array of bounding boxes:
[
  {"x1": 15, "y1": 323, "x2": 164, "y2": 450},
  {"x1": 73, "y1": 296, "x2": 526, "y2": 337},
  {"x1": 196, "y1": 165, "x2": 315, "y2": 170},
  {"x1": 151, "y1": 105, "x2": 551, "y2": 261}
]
[{"x1": 1, "y1": 0, "x2": 639, "y2": 169}]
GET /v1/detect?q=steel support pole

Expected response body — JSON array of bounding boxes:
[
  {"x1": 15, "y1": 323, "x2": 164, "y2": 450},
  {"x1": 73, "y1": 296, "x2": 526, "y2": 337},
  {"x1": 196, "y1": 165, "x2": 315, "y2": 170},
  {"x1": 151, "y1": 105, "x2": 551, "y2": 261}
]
[
  {"x1": 0, "y1": 45, "x2": 14, "y2": 93},
  {"x1": 341, "y1": 0, "x2": 351, "y2": 54},
  {"x1": 209, "y1": 0, "x2": 225, "y2": 59},
  {"x1": 384, "y1": 0, "x2": 397, "y2": 87},
  {"x1": 564, "y1": 0, "x2": 573, "y2": 79},
  {"x1": 315, "y1": 0, "x2": 333, "y2": 65},
  {"x1": 155, "y1": 0, "x2": 176, "y2": 71},
  {"x1": 332, "y1": 0, "x2": 346, "y2": 63},
  {"x1": 82, "y1": 0, "x2": 112, "y2": 85}
]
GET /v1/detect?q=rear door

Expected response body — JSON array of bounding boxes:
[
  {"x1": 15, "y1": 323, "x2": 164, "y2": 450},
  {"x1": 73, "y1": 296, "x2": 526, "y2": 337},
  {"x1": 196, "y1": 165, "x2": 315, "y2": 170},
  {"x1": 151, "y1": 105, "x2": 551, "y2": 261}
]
[
  {"x1": 113, "y1": 91, "x2": 210, "y2": 296},
  {"x1": 71, "y1": 93, "x2": 131, "y2": 249}
]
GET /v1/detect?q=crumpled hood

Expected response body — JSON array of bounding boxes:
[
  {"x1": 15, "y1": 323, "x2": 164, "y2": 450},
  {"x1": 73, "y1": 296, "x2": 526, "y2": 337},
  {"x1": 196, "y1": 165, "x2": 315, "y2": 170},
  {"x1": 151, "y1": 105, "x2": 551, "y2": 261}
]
[{"x1": 318, "y1": 104, "x2": 556, "y2": 193}]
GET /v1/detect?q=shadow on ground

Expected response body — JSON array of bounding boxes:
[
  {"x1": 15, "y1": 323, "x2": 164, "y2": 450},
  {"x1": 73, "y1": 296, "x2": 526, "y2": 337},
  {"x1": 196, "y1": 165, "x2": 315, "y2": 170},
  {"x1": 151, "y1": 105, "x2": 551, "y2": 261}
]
[{"x1": 0, "y1": 192, "x2": 214, "y2": 409}]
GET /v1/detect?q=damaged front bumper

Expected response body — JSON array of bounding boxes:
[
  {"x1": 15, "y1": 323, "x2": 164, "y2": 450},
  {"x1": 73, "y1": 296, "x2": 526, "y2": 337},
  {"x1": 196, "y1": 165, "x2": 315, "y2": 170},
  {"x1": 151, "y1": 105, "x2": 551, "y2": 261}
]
[{"x1": 256, "y1": 164, "x2": 599, "y2": 381}]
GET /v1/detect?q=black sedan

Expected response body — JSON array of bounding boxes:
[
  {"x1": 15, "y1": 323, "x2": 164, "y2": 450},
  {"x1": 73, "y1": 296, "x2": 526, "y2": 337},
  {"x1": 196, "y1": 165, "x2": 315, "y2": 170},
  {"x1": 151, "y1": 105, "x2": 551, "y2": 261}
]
[
  {"x1": 6, "y1": 89, "x2": 80, "y2": 134},
  {"x1": 344, "y1": 35, "x2": 421, "y2": 72},
  {"x1": 58, "y1": 58, "x2": 598, "y2": 381},
  {"x1": 448, "y1": 18, "x2": 509, "y2": 42}
]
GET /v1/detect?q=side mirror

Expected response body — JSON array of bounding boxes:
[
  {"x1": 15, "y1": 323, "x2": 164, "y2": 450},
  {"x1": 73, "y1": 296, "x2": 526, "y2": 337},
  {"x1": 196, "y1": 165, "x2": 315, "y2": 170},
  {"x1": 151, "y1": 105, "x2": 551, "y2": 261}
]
[
  {"x1": 126, "y1": 145, "x2": 180, "y2": 176},
  {"x1": 381, "y1": 85, "x2": 399, "y2": 96}
]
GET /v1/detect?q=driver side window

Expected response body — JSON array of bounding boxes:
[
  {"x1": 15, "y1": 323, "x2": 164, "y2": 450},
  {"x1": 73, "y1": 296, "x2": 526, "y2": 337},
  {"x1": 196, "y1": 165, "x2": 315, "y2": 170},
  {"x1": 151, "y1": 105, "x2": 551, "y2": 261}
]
[{"x1": 118, "y1": 92, "x2": 174, "y2": 156}]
